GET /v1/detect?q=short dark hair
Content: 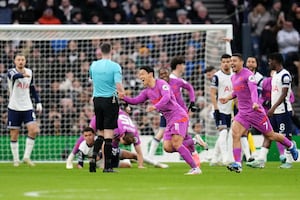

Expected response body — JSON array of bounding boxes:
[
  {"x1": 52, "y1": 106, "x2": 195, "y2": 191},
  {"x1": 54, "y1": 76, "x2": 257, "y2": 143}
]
[
  {"x1": 170, "y1": 56, "x2": 185, "y2": 70},
  {"x1": 140, "y1": 66, "x2": 154, "y2": 74},
  {"x1": 14, "y1": 52, "x2": 26, "y2": 59},
  {"x1": 231, "y1": 53, "x2": 243, "y2": 61},
  {"x1": 267, "y1": 52, "x2": 283, "y2": 64},
  {"x1": 100, "y1": 42, "x2": 112, "y2": 54},
  {"x1": 204, "y1": 65, "x2": 215, "y2": 73},
  {"x1": 82, "y1": 127, "x2": 95, "y2": 134},
  {"x1": 122, "y1": 132, "x2": 135, "y2": 145},
  {"x1": 220, "y1": 54, "x2": 231, "y2": 60}
]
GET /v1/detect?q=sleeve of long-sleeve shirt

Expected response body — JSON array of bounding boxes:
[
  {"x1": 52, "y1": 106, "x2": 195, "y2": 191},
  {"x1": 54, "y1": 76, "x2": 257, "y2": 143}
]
[
  {"x1": 30, "y1": 77, "x2": 41, "y2": 103},
  {"x1": 77, "y1": 150, "x2": 85, "y2": 167},
  {"x1": 123, "y1": 90, "x2": 148, "y2": 105},
  {"x1": 180, "y1": 79, "x2": 195, "y2": 102}
]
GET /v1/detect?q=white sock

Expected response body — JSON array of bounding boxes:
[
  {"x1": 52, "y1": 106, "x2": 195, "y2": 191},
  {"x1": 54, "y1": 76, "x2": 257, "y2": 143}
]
[
  {"x1": 285, "y1": 150, "x2": 293, "y2": 164},
  {"x1": 67, "y1": 153, "x2": 75, "y2": 161},
  {"x1": 148, "y1": 138, "x2": 160, "y2": 157},
  {"x1": 227, "y1": 129, "x2": 234, "y2": 163},
  {"x1": 258, "y1": 147, "x2": 269, "y2": 161},
  {"x1": 218, "y1": 129, "x2": 228, "y2": 163},
  {"x1": 211, "y1": 138, "x2": 221, "y2": 163},
  {"x1": 10, "y1": 141, "x2": 19, "y2": 162},
  {"x1": 23, "y1": 137, "x2": 35, "y2": 159},
  {"x1": 241, "y1": 136, "x2": 251, "y2": 161}
]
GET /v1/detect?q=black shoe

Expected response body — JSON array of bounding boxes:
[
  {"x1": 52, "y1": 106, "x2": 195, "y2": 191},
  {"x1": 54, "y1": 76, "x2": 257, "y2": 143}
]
[
  {"x1": 103, "y1": 168, "x2": 118, "y2": 173},
  {"x1": 89, "y1": 159, "x2": 96, "y2": 173}
]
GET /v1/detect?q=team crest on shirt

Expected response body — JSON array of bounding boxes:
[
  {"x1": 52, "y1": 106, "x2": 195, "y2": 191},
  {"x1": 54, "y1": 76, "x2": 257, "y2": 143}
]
[
  {"x1": 248, "y1": 75, "x2": 255, "y2": 82},
  {"x1": 162, "y1": 84, "x2": 169, "y2": 90}
]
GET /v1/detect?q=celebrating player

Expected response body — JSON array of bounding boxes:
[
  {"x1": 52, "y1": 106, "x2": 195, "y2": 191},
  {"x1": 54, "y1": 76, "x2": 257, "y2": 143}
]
[
  {"x1": 220, "y1": 53, "x2": 298, "y2": 173},
  {"x1": 120, "y1": 66, "x2": 201, "y2": 175},
  {"x1": 148, "y1": 67, "x2": 203, "y2": 166}
]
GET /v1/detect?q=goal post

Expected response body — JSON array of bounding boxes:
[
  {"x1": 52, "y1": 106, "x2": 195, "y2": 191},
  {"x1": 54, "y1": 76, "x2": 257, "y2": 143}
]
[{"x1": 0, "y1": 24, "x2": 232, "y2": 162}]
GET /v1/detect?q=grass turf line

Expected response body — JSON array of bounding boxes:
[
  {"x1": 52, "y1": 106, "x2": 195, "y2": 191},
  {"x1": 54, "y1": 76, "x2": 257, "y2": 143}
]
[{"x1": 1, "y1": 162, "x2": 299, "y2": 200}]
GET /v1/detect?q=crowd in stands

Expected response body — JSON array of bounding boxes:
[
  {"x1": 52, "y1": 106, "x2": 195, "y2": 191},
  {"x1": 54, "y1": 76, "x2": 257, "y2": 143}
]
[{"x1": 0, "y1": 0, "x2": 299, "y2": 136}]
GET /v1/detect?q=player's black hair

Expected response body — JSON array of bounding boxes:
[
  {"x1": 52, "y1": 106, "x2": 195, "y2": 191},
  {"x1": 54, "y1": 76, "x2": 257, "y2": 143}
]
[
  {"x1": 170, "y1": 56, "x2": 185, "y2": 70},
  {"x1": 140, "y1": 66, "x2": 154, "y2": 74},
  {"x1": 267, "y1": 52, "x2": 283, "y2": 64},
  {"x1": 82, "y1": 127, "x2": 95, "y2": 134},
  {"x1": 220, "y1": 54, "x2": 231, "y2": 60},
  {"x1": 231, "y1": 53, "x2": 243, "y2": 61}
]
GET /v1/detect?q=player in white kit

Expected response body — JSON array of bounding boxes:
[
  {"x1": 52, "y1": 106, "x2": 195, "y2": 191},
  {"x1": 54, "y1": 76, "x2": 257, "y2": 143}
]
[{"x1": 7, "y1": 53, "x2": 42, "y2": 167}]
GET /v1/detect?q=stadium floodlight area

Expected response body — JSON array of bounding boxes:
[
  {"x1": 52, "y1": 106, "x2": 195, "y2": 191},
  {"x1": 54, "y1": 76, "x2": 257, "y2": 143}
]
[{"x1": 0, "y1": 24, "x2": 232, "y2": 162}]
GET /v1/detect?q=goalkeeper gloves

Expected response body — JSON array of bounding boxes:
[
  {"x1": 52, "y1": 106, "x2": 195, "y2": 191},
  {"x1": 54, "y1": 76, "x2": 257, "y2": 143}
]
[{"x1": 188, "y1": 102, "x2": 198, "y2": 112}]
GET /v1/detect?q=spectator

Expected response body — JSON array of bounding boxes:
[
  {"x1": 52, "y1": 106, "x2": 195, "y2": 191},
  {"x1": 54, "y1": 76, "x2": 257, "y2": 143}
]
[
  {"x1": 163, "y1": 0, "x2": 182, "y2": 23},
  {"x1": 153, "y1": 8, "x2": 167, "y2": 24},
  {"x1": 175, "y1": 8, "x2": 191, "y2": 24},
  {"x1": 12, "y1": 0, "x2": 36, "y2": 24},
  {"x1": 35, "y1": 0, "x2": 66, "y2": 23},
  {"x1": 128, "y1": 3, "x2": 145, "y2": 24},
  {"x1": 70, "y1": 9, "x2": 85, "y2": 24},
  {"x1": 87, "y1": 12, "x2": 103, "y2": 24},
  {"x1": 60, "y1": 97, "x2": 77, "y2": 135},
  {"x1": 140, "y1": 0, "x2": 154, "y2": 24},
  {"x1": 37, "y1": 7, "x2": 62, "y2": 24},
  {"x1": 192, "y1": 5, "x2": 213, "y2": 24},
  {"x1": 248, "y1": 2, "x2": 271, "y2": 57},
  {"x1": 66, "y1": 40, "x2": 79, "y2": 65},
  {"x1": 277, "y1": 19, "x2": 300, "y2": 59},
  {"x1": 58, "y1": 0, "x2": 75, "y2": 23}
]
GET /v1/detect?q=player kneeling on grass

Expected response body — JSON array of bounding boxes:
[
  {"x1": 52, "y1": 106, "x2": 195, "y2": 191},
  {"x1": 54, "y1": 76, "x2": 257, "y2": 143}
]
[
  {"x1": 67, "y1": 109, "x2": 168, "y2": 169},
  {"x1": 76, "y1": 126, "x2": 167, "y2": 169}
]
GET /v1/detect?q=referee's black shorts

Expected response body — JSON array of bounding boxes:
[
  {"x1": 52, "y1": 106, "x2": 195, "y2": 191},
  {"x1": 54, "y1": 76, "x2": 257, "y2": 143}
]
[{"x1": 93, "y1": 96, "x2": 119, "y2": 130}]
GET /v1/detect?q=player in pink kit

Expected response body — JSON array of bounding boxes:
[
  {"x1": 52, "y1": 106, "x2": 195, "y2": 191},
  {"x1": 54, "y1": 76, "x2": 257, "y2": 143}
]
[
  {"x1": 220, "y1": 53, "x2": 298, "y2": 173},
  {"x1": 120, "y1": 66, "x2": 201, "y2": 175},
  {"x1": 66, "y1": 108, "x2": 168, "y2": 169}
]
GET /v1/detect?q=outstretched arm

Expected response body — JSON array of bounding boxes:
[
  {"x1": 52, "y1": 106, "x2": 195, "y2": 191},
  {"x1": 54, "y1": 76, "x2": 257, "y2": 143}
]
[{"x1": 122, "y1": 90, "x2": 148, "y2": 105}]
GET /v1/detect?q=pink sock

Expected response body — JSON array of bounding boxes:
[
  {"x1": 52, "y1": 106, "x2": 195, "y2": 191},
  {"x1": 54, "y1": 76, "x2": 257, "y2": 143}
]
[
  {"x1": 233, "y1": 148, "x2": 241, "y2": 163},
  {"x1": 276, "y1": 142, "x2": 285, "y2": 155},
  {"x1": 177, "y1": 145, "x2": 197, "y2": 168}
]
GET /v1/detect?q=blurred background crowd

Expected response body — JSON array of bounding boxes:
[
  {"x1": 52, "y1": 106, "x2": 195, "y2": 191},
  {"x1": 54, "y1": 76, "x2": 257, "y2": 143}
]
[{"x1": 0, "y1": 0, "x2": 299, "y2": 137}]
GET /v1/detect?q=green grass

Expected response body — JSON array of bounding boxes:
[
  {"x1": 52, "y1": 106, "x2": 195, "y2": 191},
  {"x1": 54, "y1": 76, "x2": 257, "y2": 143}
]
[{"x1": 1, "y1": 162, "x2": 300, "y2": 200}]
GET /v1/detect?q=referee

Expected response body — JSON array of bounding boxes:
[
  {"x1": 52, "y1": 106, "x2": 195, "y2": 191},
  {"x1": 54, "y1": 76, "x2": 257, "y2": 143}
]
[{"x1": 89, "y1": 42, "x2": 125, "y2": 173}]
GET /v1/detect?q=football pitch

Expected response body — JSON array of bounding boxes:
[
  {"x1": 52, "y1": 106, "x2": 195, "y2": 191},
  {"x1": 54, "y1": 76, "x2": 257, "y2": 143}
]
[{"x1": 1, "y1": 162, "x2": 300, "y2": 200}]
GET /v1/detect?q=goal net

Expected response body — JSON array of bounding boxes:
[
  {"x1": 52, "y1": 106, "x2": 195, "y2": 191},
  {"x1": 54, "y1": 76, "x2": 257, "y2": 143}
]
[{"x1": 0, "y1": 24, "x2": 232, "y2": 162}]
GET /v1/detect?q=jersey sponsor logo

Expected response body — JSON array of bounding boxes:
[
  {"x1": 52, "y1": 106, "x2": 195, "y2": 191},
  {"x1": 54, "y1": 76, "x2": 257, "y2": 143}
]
[
  {"x1": 162, "y1": 84, "x2": 169, "y2": 90},
  {"x1": 133, "y1": 136, "x2": 138, "y2": 143},
  {"x1": 17, "y1": 82, "x2": 30, "y2": 89},
  {"x1": 233, "y1": 85, "x2": 245, "y2": 91},
  {"x1": 224, "y1": 85, "x2": 232, "y2": 92},
  {"x1": 248, "y1": 75, "x2": 255, "y2": 82},
  {"x1": 272, "y1": 85, "x2": 279, "y2": 92}
]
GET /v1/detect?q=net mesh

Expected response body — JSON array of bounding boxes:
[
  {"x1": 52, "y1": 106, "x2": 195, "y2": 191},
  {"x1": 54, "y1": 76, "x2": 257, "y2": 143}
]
[{"x1": 0, "y1": 25, "x2": 232, "y2": 161}]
